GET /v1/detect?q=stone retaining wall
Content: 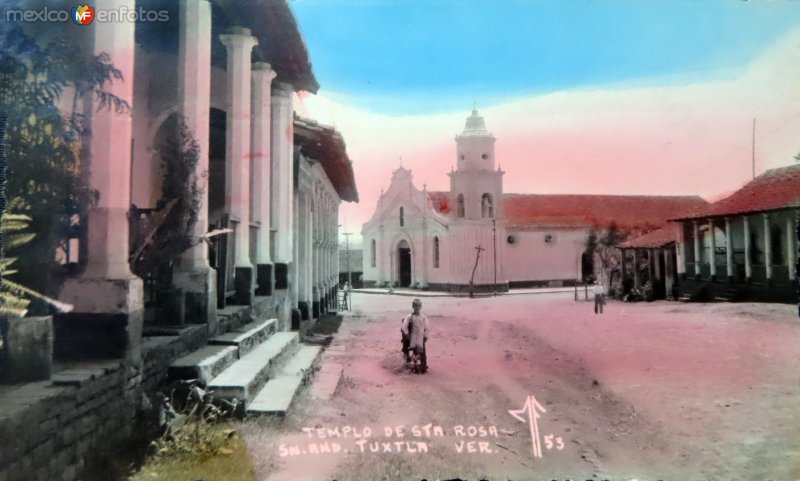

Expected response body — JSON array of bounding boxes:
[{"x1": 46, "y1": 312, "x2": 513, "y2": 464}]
[{"x1": 0, "y1": 295, "x2": 286, "y2": 481}]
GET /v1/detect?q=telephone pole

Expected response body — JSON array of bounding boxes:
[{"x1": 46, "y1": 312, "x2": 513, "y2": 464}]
[
  {"x1": 469, "y1": 245, "x2": 485, "y2": 299},
  {"x1": 342, "y1": 232, "x2": 353, "y2": 286},
  {"x1": 492, "y1": 218, "x2": 497, "y2": 295}
]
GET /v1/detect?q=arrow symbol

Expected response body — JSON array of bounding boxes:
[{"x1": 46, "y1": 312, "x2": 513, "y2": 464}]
[{"x1": 509, "y1": 395, "x2": 547, "y2": 458}]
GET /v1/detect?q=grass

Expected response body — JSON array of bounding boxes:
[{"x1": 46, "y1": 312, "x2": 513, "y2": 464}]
[{"x1": 127, "y1": 422, "x2": 257, "y2": 481}]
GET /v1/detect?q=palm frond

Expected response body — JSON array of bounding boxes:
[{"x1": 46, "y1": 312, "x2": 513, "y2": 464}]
[{"x1": 1, "y1": 278, "x2": 74, "y2": 312}]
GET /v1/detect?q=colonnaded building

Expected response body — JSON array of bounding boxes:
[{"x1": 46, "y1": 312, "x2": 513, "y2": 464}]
[{"x1": 362, "y1": 110, "x2": 707, "y2": 291}]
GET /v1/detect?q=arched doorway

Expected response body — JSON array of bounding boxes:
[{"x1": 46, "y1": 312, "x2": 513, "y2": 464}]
[{"x1": 397, "y1": 239, "x2": 412, "y2": 287}]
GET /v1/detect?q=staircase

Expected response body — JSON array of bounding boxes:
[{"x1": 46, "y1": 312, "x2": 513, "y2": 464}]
[
  {"x1": 168, "y1": 317, "x2": 321, "y2": 416},
  {"x1": 713, "y1": 285, "x2": 746, "y2": 302}
]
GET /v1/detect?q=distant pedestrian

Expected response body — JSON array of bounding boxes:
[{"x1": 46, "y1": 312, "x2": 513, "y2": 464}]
[{"x1": 593, "y1": 280, "x2": 605, "y2": 314}]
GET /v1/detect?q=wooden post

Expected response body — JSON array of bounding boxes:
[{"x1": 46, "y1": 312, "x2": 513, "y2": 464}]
[{"x1": 469, "y1": 245, "x2": 485, "y2": 298}]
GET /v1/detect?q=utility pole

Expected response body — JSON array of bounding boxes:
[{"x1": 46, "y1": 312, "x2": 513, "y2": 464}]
[
  {"x1": 469, "y1": 245, "x2": 485, "y2": 299},
  {"x1": 342, "y1": 231, "x2": 353, "y2": 287},
  {"x1": 752, "y1": 118, "x2": 756, "y2": 179},
  {"x1": 492, "y1": 218, "x2": 497, "y2": 296}
]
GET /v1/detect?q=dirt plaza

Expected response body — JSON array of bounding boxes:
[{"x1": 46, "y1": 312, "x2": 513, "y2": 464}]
[{"x1": 241, "y1": 292, "x2": 800, "y2": 481}]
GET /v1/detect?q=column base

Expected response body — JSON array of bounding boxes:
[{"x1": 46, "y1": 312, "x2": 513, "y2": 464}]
[
  {"x1": 57, "y1": 276, "x2": 144, "y2": 363},
  {"x1": 291, "y1": 308, "x2": 301, "y2": 331},
  {"x1": 173, "y1": 266, "x2": 218, "y2": 333},
  {"x1": 233, "y1": 266, "x2": 255, "y2": 305},
  {"x1": 312, "y1": 300, "x2": 320, "y2": 318},
  {"x1": 256, "y1": 263, "x2": 274, "y2": 296},
  {"x1": 298, "y1": 301, "x2": 310, "y2": 321},
  {"x1": 275, "y1": 263, "x2": 289, "y2": 290}
]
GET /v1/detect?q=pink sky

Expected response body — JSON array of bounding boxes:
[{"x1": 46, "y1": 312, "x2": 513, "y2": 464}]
[{"x1": 295, "y1": 27, "x2": 800, "y2": 247}]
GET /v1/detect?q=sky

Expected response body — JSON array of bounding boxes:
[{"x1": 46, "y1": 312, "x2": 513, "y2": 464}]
[{"x1": 289, "y1": 0, "x2": 800, "y2": 246}]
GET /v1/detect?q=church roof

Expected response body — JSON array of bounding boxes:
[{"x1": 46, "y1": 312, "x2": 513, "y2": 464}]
[
  {"x1": 671, "y1": 163, "x2": 800, "y2": 220},
  {"x1": 618, "y1": 225, "x2": 680, "y2": 249},
  {"x1": 294, "y1": 116, "x2": 359, "y2": 203},
  {"x1": 428, "y1": 191, "x2": 451, "y2": 214},
  {"x1": 426, "y1": 191, "x2": 707, "y2": 230},
  {"x1": 502, "y1": 194, "x2": 709, "y2": 230}
]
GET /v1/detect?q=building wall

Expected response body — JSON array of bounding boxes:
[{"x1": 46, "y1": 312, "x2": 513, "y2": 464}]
[{"x1": 503, "y1": 228, "x2": 587, "y2": 283}]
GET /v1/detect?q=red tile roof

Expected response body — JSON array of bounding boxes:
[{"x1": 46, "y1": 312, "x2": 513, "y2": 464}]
[
  {"x1": 428, "y1": 191, "x2": 451, "y2": 214},
  {"x1": 294, "y1": 116, "x2": 358, "y2": 203},
  {"x1": 618, "y1": 225, "x2": 679, "y2": 249},
  {"x1": 502, "y1": 194, "x2": 709, "y2": 230},
  {"x1": 673, "y1": 164, "x2": 800, "y2": 220}
]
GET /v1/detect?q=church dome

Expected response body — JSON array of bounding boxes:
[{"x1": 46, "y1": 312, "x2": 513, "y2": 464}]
[{"x1": 462, "y1": 109, "x2": 490, "y2": 136}]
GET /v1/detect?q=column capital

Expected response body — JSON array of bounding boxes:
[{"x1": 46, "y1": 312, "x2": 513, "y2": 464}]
[
  {"x1": 762, "y1": 212, "x2": 771, "y2": 220},
  {"x1": 219, "y1": 27, "x2": 258, "y2": 50},
  {"x1": 272, "y1": 81, "x2": 294, "y2": 97},
  {"x1": 252, "y1": 62, "x2": 277, "y2": 81}
]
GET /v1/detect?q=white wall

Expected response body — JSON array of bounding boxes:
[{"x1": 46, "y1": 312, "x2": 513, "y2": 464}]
[{"x1": 503, "y1": 228, "x2": 587, "y2": 282}]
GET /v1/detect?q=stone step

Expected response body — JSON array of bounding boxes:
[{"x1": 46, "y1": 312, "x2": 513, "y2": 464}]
[
  {"x1": 208, "y1": 332, "x2": 299, "y2": 403},
  {"x1": 247, "y1": 345, "x2": 321, "y2": 416},
  {"x1": 168, "y1": 344, "x2": 239, "y2": 385},
  {"x1": 210, "y1": 318, "x2": 278, "y2": 357}
]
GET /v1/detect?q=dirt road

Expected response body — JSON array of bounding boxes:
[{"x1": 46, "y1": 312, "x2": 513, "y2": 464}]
[{"x1": 243, "y1": 292, "x2": 800, "y2": 481}]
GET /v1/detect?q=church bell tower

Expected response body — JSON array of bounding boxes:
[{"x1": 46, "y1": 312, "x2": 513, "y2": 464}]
[{"x1": 449, "y1": 109, "x2": 504, "y2": 221}]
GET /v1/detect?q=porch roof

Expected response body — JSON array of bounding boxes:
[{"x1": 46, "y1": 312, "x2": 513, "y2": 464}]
[
  {"x1": 672, "y1": 163, "x2": 800, "y2": 221},
  {"x1": 136, "y1": 0, "x2": 319, "y2": 93},
  {"x1": 294, "y1": 116, "x2": 359, "y2": 203},
  {"x1": 618, "y1": 225, "x2": 679, "y2": 249}
]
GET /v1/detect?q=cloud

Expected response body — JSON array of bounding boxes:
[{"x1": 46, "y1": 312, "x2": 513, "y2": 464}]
[{"x1": 295, "y1": 26, "x2": 800, "y2": 244}]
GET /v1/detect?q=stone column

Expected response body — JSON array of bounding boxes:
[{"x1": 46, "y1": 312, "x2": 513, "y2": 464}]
[
  {"x1": 787, "y1": 214, "x2": 797, "y2": 282},
  {"x1": 708, "y1": 219, "x2": 717, "y2": 280},
  {"x1": 724, "y1": 217, "x2": 734, "y2": 281},
  {"x1": 173, "y1": 0, "x2": 217, "y2": 329},
  {"x1": 297, "y1": 192, "x2": 311, "y2": 322},
  {"x1": 743, "y1": 216, "x2": 752, "y2": 281},
  {"x1": 58, "y1": 0, "x2": 143, "y2": 362},
  {"x1": 633, "y1": 249, "x2": 641, "y2": 289},
  {"x1": 220, "y1": 28, "x2": 257, "y2": 305},
  {"x1": 665, "y1": 249, "x2": 675, "y2": 300},
  {"x1": 271, "y1": 83, "x2": 294, "y2": 290},
  {"x1": 763, "y1": 214, "x2": 772, "y2": 282},
  {"x1": 692, "y1": 221, "x2": 701, "y2": 277},
  {"x1": 251, "y1": 62, "x2": 276, "y2": 296}
]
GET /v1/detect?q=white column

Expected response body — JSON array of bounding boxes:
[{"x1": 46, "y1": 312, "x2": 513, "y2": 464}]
[
  {"x1": 177, "y1": 0, "x2": 212, "y2": 271},
  {"x1": 305, "y1": 197, "x2": 313, "y2": 304},
  {"x1": 763, "y1": 213, "x2": 772, "y2": 280},
  {"x1": 59, "y1": 0, "x2": 142, "y2": 360},
  {"x1": 725, "y1": 217, "x2": 734, "y2": 279},
  {"x1": 251, "y1": 63, "x2": 276, "y2": 265},
  {"x1": 708, "y1": 219, "x2": 717, "y2": 279},
  {"x1": 270, "y1": 83, "x2": 294, "y2": 264},
  {"x1": 743, "y1": 216, "x2": 752, "y2": 279},
  {"x1": 220, "y1": 28, "x2": 257, "y2": 267},
  {"x1": 692, "y1": 221, "x2": 701, "y2": 277},
  {"x1": 787, "y1": 214, "x2": 797, "y2": 281}
]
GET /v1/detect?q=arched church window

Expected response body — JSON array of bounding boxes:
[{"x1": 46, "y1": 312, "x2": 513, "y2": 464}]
[
  {"x1": 433, "y1": 236, "x2": 440, "y2": 268},
  {"x1": 371, "y1": 239, "x2": 376, "y2": 268},
  {"x1": 400, "y1": 206, "x2": 404, "y2": 226},
  {"x1": 481, "y1": 193, "x2": 494, "y2": 218},
  {"x1": 457, "y1": 194, "x2": 465, "y2": 218}
]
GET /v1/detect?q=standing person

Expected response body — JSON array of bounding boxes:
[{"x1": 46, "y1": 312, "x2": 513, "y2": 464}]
[
  {"x1": 593, "y1": 279, "x2": 605, "y2": 314},
  {"x1": 401, "y1": 298, "x2": 430, "y2": 373},
  {"x1": 341, "y1": 282, "x2": 350, "y2": 311},
  {"x1": 345, "y1": 281, "x2": 353, "y2": 311}
]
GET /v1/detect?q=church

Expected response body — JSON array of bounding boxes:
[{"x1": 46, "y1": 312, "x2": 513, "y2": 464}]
[{"x1": 361, "y1": 110, "x2": 707, "y2": 292}]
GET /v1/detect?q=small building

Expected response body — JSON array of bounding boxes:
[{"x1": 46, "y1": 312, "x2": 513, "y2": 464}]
[
  {"x1": 672, "y1": 164, "x2": 800, "y2": 303},
  {"x1": 618, "y1": 225, "x2": 682, "y2": 300},
  {"x1": 339, "y1": 249, "x2": 364, "y2": 288}
]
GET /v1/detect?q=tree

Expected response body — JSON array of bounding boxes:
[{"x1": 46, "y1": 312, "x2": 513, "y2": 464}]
[
  {"x1": 586, "y1": 222, "x2": 628, "y2": 288},
  {"x1": 129, "y1": 115, "x2": 204, "y2": 282},
  {"x1": 0, "y1": 18, "x2": 129, "y2": 314}
]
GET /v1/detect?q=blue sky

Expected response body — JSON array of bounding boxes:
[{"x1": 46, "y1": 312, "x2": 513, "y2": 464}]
[{"x1": 292, "y1": 0, "x2": 800, "y2": 114}]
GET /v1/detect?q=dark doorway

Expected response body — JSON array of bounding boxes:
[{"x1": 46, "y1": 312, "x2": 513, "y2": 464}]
[
  {"x1": 397, "y1": 240, "x2": 412, "y2": 287},
  {"x1": 581, "y1": 251, "x2": 593, "y2": 281}
]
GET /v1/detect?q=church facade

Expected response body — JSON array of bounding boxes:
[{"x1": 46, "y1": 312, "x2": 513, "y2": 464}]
[{"x1": 361, "y1": 110, "x2": 708, "y2": 292}]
